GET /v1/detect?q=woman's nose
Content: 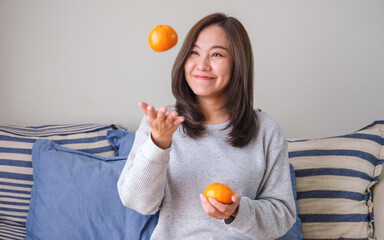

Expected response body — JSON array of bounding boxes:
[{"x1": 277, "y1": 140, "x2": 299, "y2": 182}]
[{"x1": 196, "y1": 56, "x2": 211, "y2": 71}]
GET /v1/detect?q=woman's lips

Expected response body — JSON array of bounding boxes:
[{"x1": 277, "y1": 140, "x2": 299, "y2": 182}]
[{"x1": 193, "y1": 75, "x2": 214, "y2": 80}]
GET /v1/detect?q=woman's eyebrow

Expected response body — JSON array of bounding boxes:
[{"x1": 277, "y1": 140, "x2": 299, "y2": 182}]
[
  {"x1": 211, "y1": 46, "x2": 229, "y2": 51},
  {"x1": 193, "y1": 44, "x2": 229, "y2": 51}
]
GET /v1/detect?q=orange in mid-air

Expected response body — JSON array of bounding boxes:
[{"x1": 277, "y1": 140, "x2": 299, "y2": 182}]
[
  {"x1": 204, "y1": 183, "x2": 234, "y2": 204},
  {"x1": 148, "y1": 25, "x2": 178, "y2": 52}
]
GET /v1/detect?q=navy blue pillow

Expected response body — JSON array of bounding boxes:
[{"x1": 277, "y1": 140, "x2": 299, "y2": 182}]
[
  {"x1": 277, "y1": 163, "x2": 303, "y2": 240},
  {"x1": 26, "y1": 139, "x2": 158, "y2": 240}
]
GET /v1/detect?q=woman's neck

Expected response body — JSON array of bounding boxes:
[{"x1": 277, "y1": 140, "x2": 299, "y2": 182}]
[{"x1": 197, "y1": 97, "x2": 229, "y2": 125}]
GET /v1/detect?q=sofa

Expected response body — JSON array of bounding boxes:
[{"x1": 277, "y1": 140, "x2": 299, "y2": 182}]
[{"x1": 0, "y1": 121, "x2": 383, "y2": 240}]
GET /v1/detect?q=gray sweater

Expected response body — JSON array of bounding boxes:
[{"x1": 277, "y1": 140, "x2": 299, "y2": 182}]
[{"x1": 117, "y1": 110, "x2": 296, "y2": 240}]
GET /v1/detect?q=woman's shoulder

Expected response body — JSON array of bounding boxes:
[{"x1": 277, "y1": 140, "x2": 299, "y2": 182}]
[
  {"x1": 254, "y1": 110, "x2": 287, "y2": 151},
  {"x1": 255, "y1": 110, "x2": 285, "y2": 136}
]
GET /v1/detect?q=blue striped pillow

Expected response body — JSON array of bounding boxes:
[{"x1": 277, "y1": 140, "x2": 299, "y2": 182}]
[
  {"x1": 288, "y1": 121, "x2": 384, "y2": 240},
  {"x1": 0, "y1": 124, "x2": 126, "y2": 240}
]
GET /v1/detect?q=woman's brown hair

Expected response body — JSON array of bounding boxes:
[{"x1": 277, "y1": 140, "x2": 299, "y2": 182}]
[{"x1": 171, "y1": 13, "x2": 258, "y2": 147}]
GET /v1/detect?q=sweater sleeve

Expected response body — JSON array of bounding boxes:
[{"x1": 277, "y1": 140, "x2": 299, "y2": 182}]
[
  {"x1": 227, "y1": 121, "x2": 296, "y2": 239},
  {"x1": 117, "y1": 117, "x2": 170, "y2": 215}
]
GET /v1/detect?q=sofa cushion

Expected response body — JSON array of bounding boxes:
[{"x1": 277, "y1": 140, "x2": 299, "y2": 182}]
[
  {"x1": 277, "y1": 163, "x2": 303, "y2": 239},
  {"x1": 25, "y1": 139, "x2": 158, "y2": 239},
  {"x1": 0, "y1": 124, "x2": 125, "y2": 239},
  {"x1": 367, "y1": 121, "x2": 384, "y2": 240},
  {"x1": 373, "y1": 174, "x2": 384, "y2": 240},
  {"x1": 288, "y1": 121, "x2": 384, "y2": 240}
]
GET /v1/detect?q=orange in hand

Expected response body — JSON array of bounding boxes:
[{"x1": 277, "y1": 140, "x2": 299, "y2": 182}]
[
  {"x1": 148, "y1": 25, "x2": 178, "y2": 52},
  {"x1": 204, "y1": 183, "x2": 234, "y2": 204}
]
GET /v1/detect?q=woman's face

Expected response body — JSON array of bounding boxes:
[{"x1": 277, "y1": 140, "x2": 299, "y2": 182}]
[{"x1": 184, "y1": 24, "x2": 234, "y2": 104}]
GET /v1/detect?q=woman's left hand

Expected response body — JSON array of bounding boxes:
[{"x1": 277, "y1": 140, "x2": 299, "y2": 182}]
[{"x1": 200, "y1": 193, "x2": 241, "y2": 220}]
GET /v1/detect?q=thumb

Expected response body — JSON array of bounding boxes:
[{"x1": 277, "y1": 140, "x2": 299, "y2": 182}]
[{"x1": 232, "y1": 192, "x2": 241, "y2": 203}]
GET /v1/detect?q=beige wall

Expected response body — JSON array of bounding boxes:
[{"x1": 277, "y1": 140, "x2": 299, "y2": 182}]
[{"x1": 1, "y1": 0, "x2": 383, "y2": 139}]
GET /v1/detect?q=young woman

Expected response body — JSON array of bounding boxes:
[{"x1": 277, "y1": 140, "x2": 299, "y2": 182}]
[{"x1": 118, "y1": 13, "x2": 295, "y2": 239}]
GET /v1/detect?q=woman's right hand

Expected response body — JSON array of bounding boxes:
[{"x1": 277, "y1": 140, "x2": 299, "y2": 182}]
[{"x1": 139, "y1": 102, "x2": 185, "y2": 149}]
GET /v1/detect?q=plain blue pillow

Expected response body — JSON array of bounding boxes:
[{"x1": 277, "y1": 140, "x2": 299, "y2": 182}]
[
  {"x1": 26, "y1": 139, "x2": 158, "y2": 240},
  {"x1": 107, "y1": 130, "x2": 136, "y2": 156},
  {"x1": 277, "y1": 163, "x2": 303, "y2": 240},
  {"x1": 107, "y1": 130, "x2": 161, "y2": 228}
]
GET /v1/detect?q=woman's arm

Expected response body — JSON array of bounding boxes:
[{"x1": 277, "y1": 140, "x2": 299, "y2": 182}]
[
  {"x1": 117, "y1": 102, "x2": 184, "y2": 215},
  {"x1": 229, "y1": 127, "x2": 296, "y2": 239}
]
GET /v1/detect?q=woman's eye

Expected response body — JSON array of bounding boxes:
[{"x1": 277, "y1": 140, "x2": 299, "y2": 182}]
[
  {"x1": 190, "y1": 50, "x2": 198, "y2": 55},
  {"x1": 212, "y1": 53, "x2": 223, "y2": 57}
]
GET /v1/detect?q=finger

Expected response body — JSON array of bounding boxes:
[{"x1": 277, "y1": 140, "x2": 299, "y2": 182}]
[
  {"x1": 175, "y1": 115, "x2": 185, "y2": 124},
  {"x1": 200, "y1": 193, "x2": 207, "y2": 203},
  {"x1": 208, "y1": 197, "x2": 227, "y2": 211},
  {"x1": 170, "y1": 111, "x2": 184, "y2": 125},
  {"x1": 166, "y1": 111, "x2": 178, "y2": 125},
  {"x1": 138, "y1": 102, "x2": 148, "y2": 114},
  {"x1": 200, "y1": 194, "x2": 219, "y2": 216},
  {"x1": 200, "y1": 194, "x2": 215, "y2": 211},
  {"x1": 201, "y1": 195, "x2": 229, "y2": 220},
  {"x1": 147, "y1": 105, "x2": 157, "y2": 120},
  {"x1": 208, "y1": 196, "x2": 239, "y2": 218},
  {"x1": 157, "y1": 107, "x2": 167, "y2": 121}
]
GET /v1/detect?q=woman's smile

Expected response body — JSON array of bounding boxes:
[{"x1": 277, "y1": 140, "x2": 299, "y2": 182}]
[{"x1": 193, "y1": 75, "x2": 215, "y2": 80}]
